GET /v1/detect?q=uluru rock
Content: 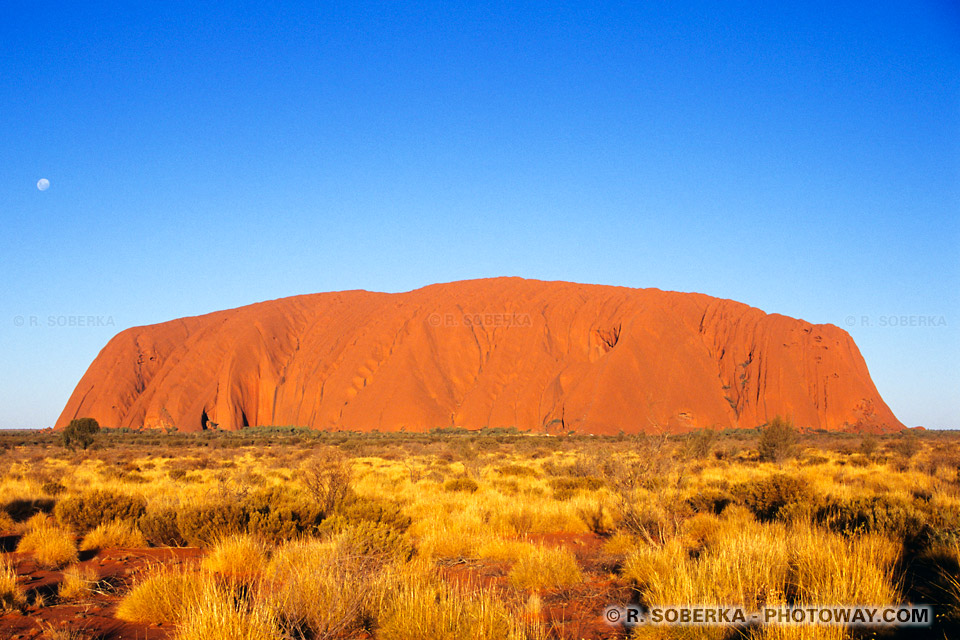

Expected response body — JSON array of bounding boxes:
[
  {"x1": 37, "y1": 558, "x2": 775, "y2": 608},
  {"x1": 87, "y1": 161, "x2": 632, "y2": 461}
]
[{"x1": 55, "y1": 278, "x2": 904, "y2": 434}]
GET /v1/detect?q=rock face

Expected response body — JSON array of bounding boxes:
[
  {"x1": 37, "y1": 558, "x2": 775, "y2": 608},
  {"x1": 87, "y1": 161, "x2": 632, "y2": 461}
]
[{"x1": 55, "y1": 278, "x2": 904, "y2": 434}]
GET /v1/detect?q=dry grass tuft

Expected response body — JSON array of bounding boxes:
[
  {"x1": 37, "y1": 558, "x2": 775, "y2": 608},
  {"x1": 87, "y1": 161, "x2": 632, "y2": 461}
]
[
  {"x1": 175, "y1": 579, "x2": 284, "y2": 640},
  {"x1": 59, "y1": 563, "x2": 99, "y2": 600},
  {"x1": 115, "y1": 565, "x2": 207, "y2": 623},
  {"x1": 377, "y1": 571, "x2": 522, "y2": 640},
  {"x1": 80, "y1": 519, "x2": 146, "y2": 551},
  {"x1": 266, "y1": 538, "x2": 377, "y2": 638},
  {"x1": 507, "y1": 544, "x2": 583, "y2": 591},
  {"x1": 16, "y1": 521, "x2": 78, "y2": 569},
  {"x1": 0, "y1": 556, "x2": 25, "y2": 611},
  {"x1": 201, "y1": 534, "x2": 270, "y2": 578}
]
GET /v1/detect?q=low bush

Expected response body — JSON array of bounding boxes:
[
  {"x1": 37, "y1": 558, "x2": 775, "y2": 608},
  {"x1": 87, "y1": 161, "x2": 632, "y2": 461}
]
[
  {"x1": 443, "y1": 477, "x2": 479, "y2": 493},
  {"x1": 54, "y1": 490, "x2": 146, "y2": 533},
  {"x1": 757, "y1": 416, "x2": 798, "y2": 463},
  {"x1": 139, "y1": 507, "x2": 186, "y2": 547},
  {"x1": 177, "y1": 501, "x2": 248, "y2": 547},
  {"x1": 335, "y1": 495, "x2": 412, "y2": 533},
  {"x1": 496, "y1": 464, "x2": 539, "y2": 478},
  {"x1": 243, "y1": 487, "x2": 324, "y2": 544},
  {"x1": 814, "y1": 495, "x2": 928, "y2": 542},
  {"x1": 733, "y1": 473, "x2": 810, "y2": 522},
  {"x1": 685, "y1": 487, "x2": 734, "y2": 515},
  {"x1": 40, "y1": 481, "x2": 66, "y2": 496},
  {"x1": 549, "y1": 476, "x2": 604, "y2": 501},
  {"x1": 322, "y1": 520, "x2": 415, "y2": 563}
]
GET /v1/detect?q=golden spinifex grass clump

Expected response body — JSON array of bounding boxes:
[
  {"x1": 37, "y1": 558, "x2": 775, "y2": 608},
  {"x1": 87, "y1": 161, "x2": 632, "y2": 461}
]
[
  {"x1": 264, "y1": 537, "x2": 379, "y2": 637},
  {"x1": 506, "y1": 544, "x2": 583, "y2": 591},
  {"x1": 115, "y1": 564, "x2": 208, "y2": 624},
  {"x1": 624, "y1": 512, "x2": 901, "y2": 611},
  {"x1": 175, "y1": 578, "x2": 284, "y2": 640},
  {"x1": 201, "y1": 533, "x2": 270, "y2": 578},
  {"x1": 0, "y1": 556, "x2": 25, "y2": 611},
  {"x1": 375, "y1": 568, "x2": 526, "y2": 640},
  {"x1": 59, "y1": 563, "x2": 99, "y2": 600},
  {"x1": 80, "y1": 519, "x2": 147, "y2": 551},
  {"x1": 15, "y1": 517, "x2": 78, "y2": 569}
]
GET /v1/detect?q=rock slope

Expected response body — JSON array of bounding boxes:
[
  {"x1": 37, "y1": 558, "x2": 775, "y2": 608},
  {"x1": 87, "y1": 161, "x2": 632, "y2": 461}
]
[{"x1": 56, "y1": 278, "x2": 903, "y2": 433}]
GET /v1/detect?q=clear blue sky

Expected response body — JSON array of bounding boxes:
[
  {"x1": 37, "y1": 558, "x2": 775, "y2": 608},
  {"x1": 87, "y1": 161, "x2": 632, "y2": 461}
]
[{"x1": 1, "y1": 1, "x2": 957, "y2": 429}]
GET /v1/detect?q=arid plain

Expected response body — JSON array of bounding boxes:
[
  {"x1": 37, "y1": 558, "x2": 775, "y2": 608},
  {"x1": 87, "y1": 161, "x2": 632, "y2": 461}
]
[{"x1": 1, "y1": 425, "x2": 958, "y2": 640}]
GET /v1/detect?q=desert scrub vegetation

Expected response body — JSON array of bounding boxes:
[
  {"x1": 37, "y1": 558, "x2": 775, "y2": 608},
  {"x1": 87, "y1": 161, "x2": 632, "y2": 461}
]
[
  {"x1": 1, "y1": 426, "x2": 960, "y2": 638},
  {"x1": 59, "y1": 563, "x2": 99, "y2": 600},
  {"x1": 0, "y1": 556, "x2": 25, "y2": 611},
  {"x1": 15, "y1": 517, "x2": 78, "y2": 569},
  {"x1": 80, "y1": 519, "x2": 146, "y2": 550}
]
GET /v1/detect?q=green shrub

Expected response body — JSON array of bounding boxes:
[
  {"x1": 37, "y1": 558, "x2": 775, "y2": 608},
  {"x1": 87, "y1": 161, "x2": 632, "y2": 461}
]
[
  {"x1": 734, "y1": 474, "x2": 809, "y2": 522},
  {"x1": 815, "y1": 495, "x2": 928, "y2": 541},
  {"x1": 335, "y1": 495, "x2": 412, "y2": 533},
  {"x1": 321, "y1": 519, "x2": 415, "y2": 563},
  {"x1": 243, "y1": 487, "x2": 323, "y2": 544},
  {"x1": 61, "y1": 417, "x2": 100, "y2": 450},
  {"x1": 177, "y1": 502, "x2": 248, "y2": 546},
  {"x1": 54, "y1": 490, "x2": 146, "y2": 533},
  {"x1": 758, "y1": 416, "x2": 798, "y2": 463}
]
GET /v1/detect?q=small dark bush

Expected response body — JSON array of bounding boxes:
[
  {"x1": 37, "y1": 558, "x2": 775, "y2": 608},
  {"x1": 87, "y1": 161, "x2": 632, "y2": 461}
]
[
  {"x1": 758, "y1": 416, "x2": 798, "y2": 463},
  {"x1": 40, "y1": 482, "x2": 66, "y2": 496},
  {"x1": 168, "y1": 468, "x2": 187, "y2": 480},
  {"x1": 814, "y1": 495, "x2": 928, "y2": 542},
  {"x1": 61, "y1": 417, "x2": 100, "y2": 450},
  {"x1": 549, "y1": 476, "x2": 604, "y2": 493},
  {"x1": 139, "y1": 507, "x2": 186, "y2": 547},
  {"x1": 893, "y1": 433, "x2": 921, "y2": 460},
  {"x1": 497, "y1": 464, "x2": 539, "y2": 478},
  {"x1": 686, "y1": 488, "x2": 734, "y2": 515},
  {"x1": 299, "y1": 448, "x2": 352, "y2": 513},
  {"x1": 444, "y1": 477, "x2": 479, "y2": 493},
  {"x1": 684, "y1": 429, "x2": 718, "y2": 460},
  {"x1": 800, "y1": 454, "x2": 830, "y2": 466},
  {"x1": 54, "y1": 490, "x2": 146, "y2": 533}
]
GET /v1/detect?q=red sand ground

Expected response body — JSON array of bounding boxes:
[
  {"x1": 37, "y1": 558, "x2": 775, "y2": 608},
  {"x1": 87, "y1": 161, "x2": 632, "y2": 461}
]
[
  {"x1": 1, "y1": 544, "x2": 200, "y2": 639},
  {"x1": 56, "y1": 277, "x2": 902, "y2": 435},
  {"x1": 2, "y1": 533, "x2": 631, "y2": 639}
]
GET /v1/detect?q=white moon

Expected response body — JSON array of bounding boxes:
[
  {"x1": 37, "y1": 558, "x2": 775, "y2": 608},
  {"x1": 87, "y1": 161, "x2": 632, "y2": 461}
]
[{"x1": 37, "y1": 178, "x2": 50, "y2": 191}]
